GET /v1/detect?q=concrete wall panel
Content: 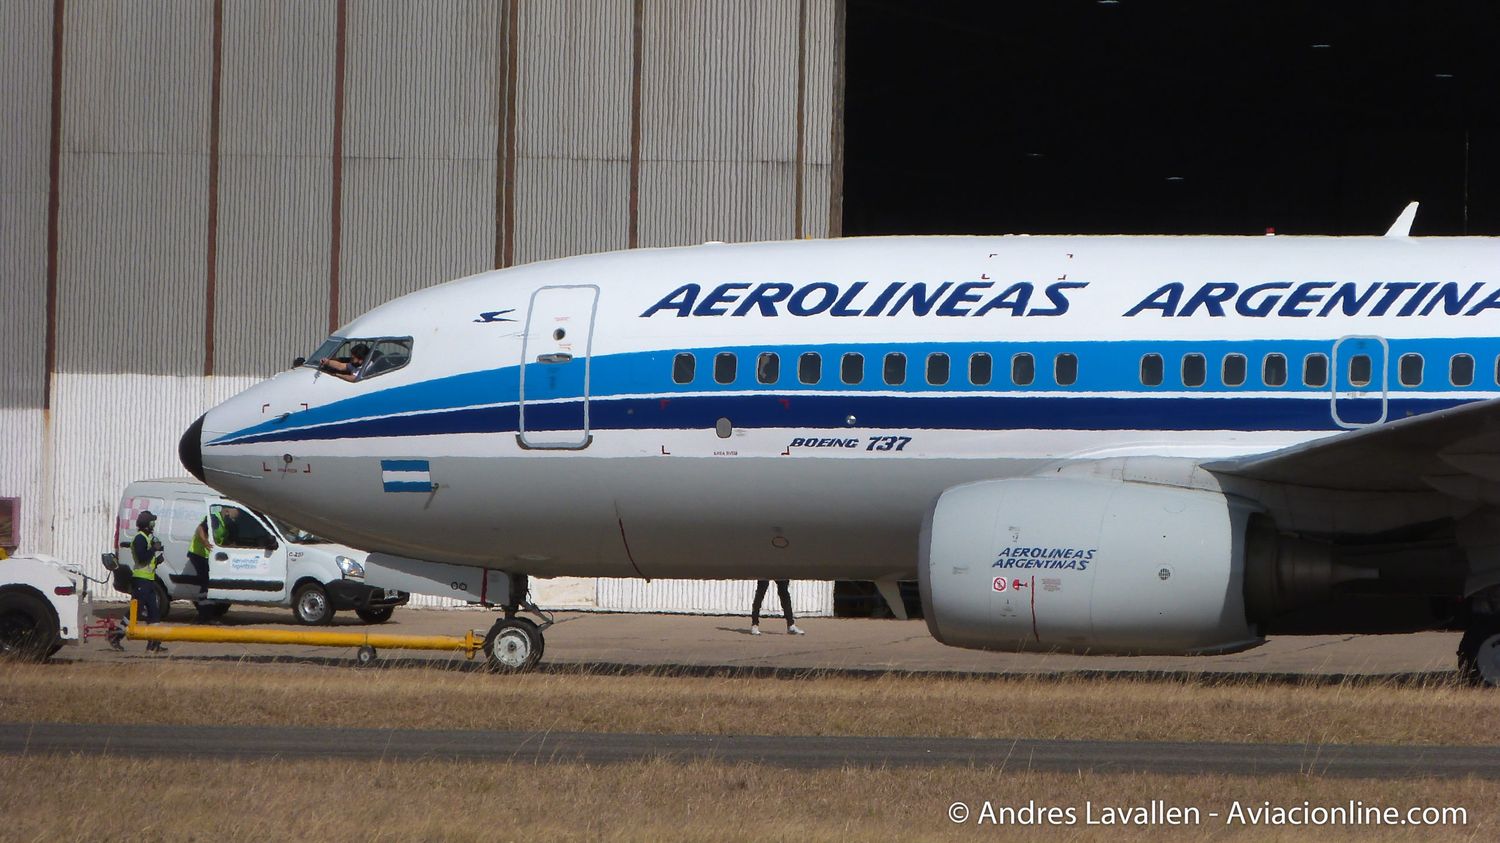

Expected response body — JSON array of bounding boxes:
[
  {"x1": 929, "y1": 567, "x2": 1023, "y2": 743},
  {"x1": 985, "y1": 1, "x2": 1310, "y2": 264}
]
[
  {"x1": 0, "y1": 0, "x2": 53, "y2": 408},
  {"x1": 598, "y1": 577, "x2": 833, "y2": 617},
  {"x1": 216, "y1": 0, "x2": 336, "y2": 376}
]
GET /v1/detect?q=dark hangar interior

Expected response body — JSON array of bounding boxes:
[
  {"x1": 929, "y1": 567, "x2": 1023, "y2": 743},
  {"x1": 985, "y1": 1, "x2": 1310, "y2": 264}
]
[{"x1": 843, "y1": 0, "x2": 1500, "y2": 237}]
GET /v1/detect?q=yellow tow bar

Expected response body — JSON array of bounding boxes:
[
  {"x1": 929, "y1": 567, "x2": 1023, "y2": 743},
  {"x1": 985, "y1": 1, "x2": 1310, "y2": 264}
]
[{"x1": 126, "y1": 599, "x2": 484, "y2": 662}]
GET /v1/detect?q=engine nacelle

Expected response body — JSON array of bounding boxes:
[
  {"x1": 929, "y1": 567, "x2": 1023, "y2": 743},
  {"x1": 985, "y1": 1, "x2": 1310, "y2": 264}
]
[{"x1": 920, "y1": 477, "x2": 1263, "y2": 655}]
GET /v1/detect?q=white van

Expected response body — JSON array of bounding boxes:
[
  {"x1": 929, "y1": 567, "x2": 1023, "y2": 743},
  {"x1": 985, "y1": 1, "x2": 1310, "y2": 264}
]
[{"x1": 109, "y1": 478, "x2": 408, "y2": 625}]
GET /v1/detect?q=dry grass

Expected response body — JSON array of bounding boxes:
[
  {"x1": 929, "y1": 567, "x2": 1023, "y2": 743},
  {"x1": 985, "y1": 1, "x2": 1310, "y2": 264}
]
[
  {"x1": 0, "y1": 755, "x2": 1491, "y2": 842},
  {"x1": 0, "y1": 660, "x2": 1493, "y2": 746}
]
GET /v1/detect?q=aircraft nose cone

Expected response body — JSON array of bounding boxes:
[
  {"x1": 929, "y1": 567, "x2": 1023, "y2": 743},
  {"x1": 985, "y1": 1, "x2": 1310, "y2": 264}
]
[{"x1": 180, "y1": 413, "x2": 206, "y2": 483}]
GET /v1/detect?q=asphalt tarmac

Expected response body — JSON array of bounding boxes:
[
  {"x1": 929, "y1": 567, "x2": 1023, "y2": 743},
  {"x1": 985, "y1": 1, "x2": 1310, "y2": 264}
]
[
  {"x1": 5, "y1": 723, "x2": 1497, "y2": 778},
  {"x1": 75, "y1": 603, "x2": 1462, "y2": 682}
]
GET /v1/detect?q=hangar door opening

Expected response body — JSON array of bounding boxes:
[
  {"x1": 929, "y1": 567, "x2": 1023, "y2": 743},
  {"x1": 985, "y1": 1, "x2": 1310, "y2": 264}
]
[{"x1": 843, "y1": 0, "x2": 1500, "y2": 238}]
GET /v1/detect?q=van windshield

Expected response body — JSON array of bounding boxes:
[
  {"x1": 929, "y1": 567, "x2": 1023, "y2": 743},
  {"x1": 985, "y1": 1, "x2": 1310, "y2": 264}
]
[{"x1": 267, "y1": 515, "x2": 330, "y2": 545}]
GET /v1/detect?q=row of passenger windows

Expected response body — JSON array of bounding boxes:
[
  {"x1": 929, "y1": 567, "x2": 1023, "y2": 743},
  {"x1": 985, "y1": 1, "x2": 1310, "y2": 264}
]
[
  {"x1": 1141, "y1": 351, "x2": 1483, "y2": 388},
  {"x1": 671, "y1": 350, "x2": 1494, "y2": 389},
  {"x1": 673, "y1": 351, "x2": 1076, "y2": 387}
]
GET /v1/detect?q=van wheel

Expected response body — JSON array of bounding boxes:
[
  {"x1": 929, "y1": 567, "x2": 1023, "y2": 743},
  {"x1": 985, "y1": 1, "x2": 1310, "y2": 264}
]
[
  {"x1": 292, "y1": 583, "x2": 334, "y2": 625},
  {"x1": 0, "y1": 591, "x2": 61, "y2": 662},
  {"x1": 155, "y1": 581, "x2": 173, "y2": 622},
  {"x1": 355, "y1": 606, "x2": 394, "y2": 624}
]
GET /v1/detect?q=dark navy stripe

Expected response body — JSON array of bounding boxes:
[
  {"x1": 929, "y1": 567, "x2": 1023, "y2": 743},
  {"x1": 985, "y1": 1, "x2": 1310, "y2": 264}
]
[{"x1": 208, "y1": 394, "x2": 1477, "y2": 446}]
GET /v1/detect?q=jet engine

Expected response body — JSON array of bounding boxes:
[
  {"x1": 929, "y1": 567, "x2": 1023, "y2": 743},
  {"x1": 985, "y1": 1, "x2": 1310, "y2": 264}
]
[{"x1": 919, "y1": 476, "x2": 1266, "y2": 655}]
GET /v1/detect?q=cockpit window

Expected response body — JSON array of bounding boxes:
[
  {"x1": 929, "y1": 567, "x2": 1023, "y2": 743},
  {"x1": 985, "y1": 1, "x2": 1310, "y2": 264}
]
[{"x1": 305, "y1": 336, "x2": 413, "y2": 382}]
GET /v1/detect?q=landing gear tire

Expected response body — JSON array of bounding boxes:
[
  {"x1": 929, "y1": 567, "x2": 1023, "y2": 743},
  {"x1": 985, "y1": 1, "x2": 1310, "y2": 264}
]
[
  {"x1": 155, "y1": 581, "x2": 173, "y2": 622},
  {"x1": 355, "y1": 606, "x2": 394, "y2": 624},
  {"x1": 292, "y1": 583, "x2": 334, "y2": 626},
  {"x1": 483, "y1": 618, "x2": 543, "y2": 673},
  {"x1": 0, "y1": 591, "x2": 60, "y2": 662},
  {"x1": 355, "y1": 644, "x2": 378, "y2": 667},
  {"x1": 1457, "y1": 618, "x2": 1500, "y2": 687}
]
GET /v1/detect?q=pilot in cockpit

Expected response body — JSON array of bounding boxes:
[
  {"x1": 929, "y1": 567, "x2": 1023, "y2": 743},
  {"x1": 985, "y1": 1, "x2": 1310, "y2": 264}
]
[{"x1": 319, "y1": 343, "x2": 369, "y2": 382}]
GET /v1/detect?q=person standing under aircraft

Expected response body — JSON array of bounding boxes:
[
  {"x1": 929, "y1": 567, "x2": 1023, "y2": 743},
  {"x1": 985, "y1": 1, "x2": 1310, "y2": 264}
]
[
  {"x1": 130, "y1": 511, "x2": 166, "y2": 653},
  {"x1": 750, "y1": 579, "x2": 805, "y2": 635}
]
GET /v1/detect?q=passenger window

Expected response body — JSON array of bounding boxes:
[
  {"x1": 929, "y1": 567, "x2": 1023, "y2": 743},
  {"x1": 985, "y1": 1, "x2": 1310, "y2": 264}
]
[
  {"x1": 1451, "y1": 353, "x2": 1475, "y2": 387},
  {"x1": 673, "y1": 353, "x2": 696, "y2": 384},
  {"x1": 1304, "y1": 353, "x2": 1329, "y2": 388},
  {"x1": 208, "y1": 505, "x2": 273, "y2": 550},
  {"x1": 1182, "y1": 353, "x2": 1206, "y2": 388},
  {"x1": 168, "y1": 498, "x2": 200, "y2": 543},
  {"x1": 1343, "y1": 354, "x2": 1367, "y2": 388},
  {"x1": 969, "y1": 353, "x2": 992, "y2": 386},
  {"x1": 1140, "y1": 353, "x2": 1163, "y2": 387},
  {"x1": 1054, "y1": 353, "x2": 1077, "y2": 387},
  {"x1": 756, "y1": 352, "x2": 780, "y2": 385},
  {"x1": 714, "y1": 352, "x2": 737, "y2": 385},
  {"x1": 926, "y1": 353, "x2": 950, "y2": 386},
  {"x1": 1011, "y1": 353, "x2": 1035, "y2": 386},
  {"x1": 798, "y1": 352, "x2": 821, "y2": 384},
  {"x1": 883, "y1": 353, "x2": 906, "y2": 386},
  {"x1": 1222, "y1": 353, "x2": 1246, "y2": 387},
  {"x1": 1398, "y1": 353, "x2": 1423, "y2": 387},
  {"x1": 841, "y1": 353, "x2": 864, "y2": 385},
  {"x1": 1262, "y1": 353, "x2": 1287, "y2": 387}
]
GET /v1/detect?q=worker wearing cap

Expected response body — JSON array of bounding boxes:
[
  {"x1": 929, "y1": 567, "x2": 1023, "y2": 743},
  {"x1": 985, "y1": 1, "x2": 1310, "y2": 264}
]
[{"x1": 130, "y1": 511, "x2": 167, "y2": 653}]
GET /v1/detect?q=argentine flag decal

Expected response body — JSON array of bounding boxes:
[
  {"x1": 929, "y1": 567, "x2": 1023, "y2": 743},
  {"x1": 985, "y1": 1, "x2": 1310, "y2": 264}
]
[{"x1": 381, "y1": 459, "x2": 433, "y2": 493}]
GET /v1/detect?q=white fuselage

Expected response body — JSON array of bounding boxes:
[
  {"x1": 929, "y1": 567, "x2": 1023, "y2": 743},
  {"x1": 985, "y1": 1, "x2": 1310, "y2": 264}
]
[{"x1": 193, "y1": 235, "x2": 1500, "y2": 580}]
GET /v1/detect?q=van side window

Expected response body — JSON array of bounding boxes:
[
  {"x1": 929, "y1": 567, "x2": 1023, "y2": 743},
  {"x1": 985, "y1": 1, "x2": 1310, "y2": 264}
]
[
  {"x1": 1054, "y1": 353, "x2": 1077, "y2": 386},
  {"x1": 841, "y1": 353, "x2": 864, "y2": 385},
  {"x1": 798, "y1": 352, "x2": 822, "y2": 384},
  {"x1": 168, "y1": 498, "x2": 200, "y2": 542},
  {"x1": 1011, "y1": 353, "x2": 1035, "y2": 386},
  {"x1": 926, "y1": 353, "x2": 950, "y2": 386},
  {"x1": 756, "y1": 352, "x2": 780, "y2": 384},
  {"x1": 1398, "y1": 353, "x2": 1423, "y2": 387},
  {"x1": 1263, "y1": 353, "x2": 1287, "y2": 387},
  {"x1": 1182, "y1": 353, "x2": 1207, "y2": 388},
  {"x1": 1304, "y1": 353, "x2": 1330, "y2": 388},
  {"x1": 714, "y1": 352, "x2": 737, "y2": 385},
  {"x1": 1222, "y1": 353, "x2": 1246, "y2": 387},
  {"x1": 1451, "y1": 353, "x2": 1475, "y2": 387},
  {"x1": 969, "y1": 353, "x2": 992, "y2": 386},
  {"x1": 209, "y1": 505, "x2": 274, "y2": 549},
  {"x1": 1140, "y1": 353, "x2": 1163, "y2": 386},
  {"x1": 673, "y1": 353, "x2": 696, "y2": 384},
  {"x1": 883, "y1": 353, "x2": 906, "y2": 386}
]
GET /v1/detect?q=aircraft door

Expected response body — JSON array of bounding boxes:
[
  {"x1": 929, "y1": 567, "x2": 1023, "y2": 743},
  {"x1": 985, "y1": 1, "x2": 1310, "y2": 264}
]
[
  {"x1": 1331, "y1": 335, "x2": 1388, "y2": 428},
  {"x1": 518, "y1": 285, "x2": 599, "y2": 449},
  {"x1": 204, "y1": 501, "x2": 287, "y2": 604}
]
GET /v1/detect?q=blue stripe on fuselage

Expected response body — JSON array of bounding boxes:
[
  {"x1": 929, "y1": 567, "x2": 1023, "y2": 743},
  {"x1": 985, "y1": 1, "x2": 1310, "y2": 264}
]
[{"x1": 209, "y1": 337, "x2": 1500, "y2": 446}]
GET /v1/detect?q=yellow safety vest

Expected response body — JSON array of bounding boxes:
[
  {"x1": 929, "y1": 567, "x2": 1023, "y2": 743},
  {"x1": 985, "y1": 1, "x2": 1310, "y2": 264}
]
[
  {"x1": 188, "y1": 514, "x2": 224, "y2": 558},
  {"x1": 131, "y1": 530, "x2": 159, "y2": 581}
]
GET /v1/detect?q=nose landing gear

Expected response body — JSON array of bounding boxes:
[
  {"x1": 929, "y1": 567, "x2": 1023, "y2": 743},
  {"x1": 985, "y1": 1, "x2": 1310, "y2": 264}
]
[{"x1": 482, "y1": 574, "x2": 553, "y2": 672}]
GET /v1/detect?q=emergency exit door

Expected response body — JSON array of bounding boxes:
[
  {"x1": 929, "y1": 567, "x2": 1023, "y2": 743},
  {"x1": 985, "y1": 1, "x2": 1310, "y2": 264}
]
[
  {"x1": 1331, "y1": 335, "x2": 1389, "y2": 428},
  {"x1": 518, "y1": 285, "x2": 599, "y2": 449}
]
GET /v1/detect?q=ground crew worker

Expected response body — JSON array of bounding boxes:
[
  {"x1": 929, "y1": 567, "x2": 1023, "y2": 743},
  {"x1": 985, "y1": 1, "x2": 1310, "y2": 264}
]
[
  {"x1": 131, "y1": 511, "x2": 166, "y2": 653},
  {"x1": 750, "y1": 579, "x2": 804, "y2": 636},
  {"x1": 188, "y1": 507, "x2": 239, "y2": 622}
]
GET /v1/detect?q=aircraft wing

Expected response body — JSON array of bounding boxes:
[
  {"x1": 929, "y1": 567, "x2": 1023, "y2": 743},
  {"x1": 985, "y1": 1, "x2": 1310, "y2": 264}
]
[{"x1": 1205, "y1": 398, "x2": 1500, "y2": 496}]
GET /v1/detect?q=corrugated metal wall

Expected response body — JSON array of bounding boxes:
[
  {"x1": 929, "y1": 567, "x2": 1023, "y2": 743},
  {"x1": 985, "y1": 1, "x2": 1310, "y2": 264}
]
[
  {"x1": 513, "y1": 0, "x2": 633, "y2": 264},
  {"x1": 2, "y1": 0, "x2": 846, "y2": 616},
  {"x1": 215, "y1": 0, "x2": 336, "y2": 377},
  {"x1": 0, "y1": 0, "x2": 52, "y2": 410},
  {"x1": 58, "y1": 0, "x2": 212, "y2": 377},
  {"x1": 338, "y1": 0, "x2": 500, "y2": 324}
]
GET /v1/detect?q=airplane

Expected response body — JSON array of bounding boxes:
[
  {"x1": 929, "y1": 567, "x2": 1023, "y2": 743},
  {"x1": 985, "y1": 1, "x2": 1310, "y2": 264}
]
[{"x1": 179, "y1": 203, "x2": 1500, "y2": 683}]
